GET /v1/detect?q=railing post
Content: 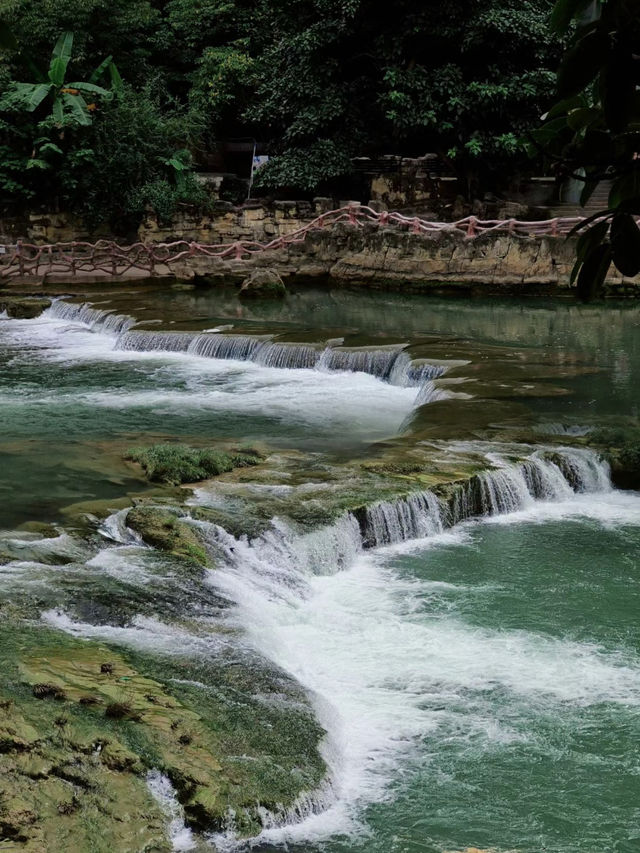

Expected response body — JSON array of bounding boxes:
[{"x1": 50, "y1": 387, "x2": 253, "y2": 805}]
[
  {"x1": 234, "y1": 242, "x2": 245, "y2": 259},
  {"x1": 412, "y1": 217, "x2": 421, "y2": 234},
  {"x1": 550, "y1": 218, "x2": 559, "y2": 237},
  {"x1": 379, "y1": 211, "x2": 389, "y2": 226},
  {"x1": 16, "y1": 240, "x2": 24, "y2": 277},
  {"x1": 348, "y1": 204, "x2": 359, "y2": 225},
  {"x1": 466, "y1": 216, "x2": 477, "y2": 238}
]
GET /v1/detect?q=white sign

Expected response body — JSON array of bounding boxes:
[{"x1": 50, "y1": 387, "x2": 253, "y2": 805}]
[{"x1": 252, "y1": 155, "x2": 269, "y2": 176}]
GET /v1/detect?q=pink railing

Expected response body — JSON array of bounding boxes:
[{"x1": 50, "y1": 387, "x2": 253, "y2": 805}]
[{"x1": 0, "y1": 204, "x2": 584, "y2": 280}]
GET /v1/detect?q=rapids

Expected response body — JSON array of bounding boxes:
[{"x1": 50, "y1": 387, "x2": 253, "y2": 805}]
[{"x1": 1, "y1": 285, "x2": 639, "y2": 853}]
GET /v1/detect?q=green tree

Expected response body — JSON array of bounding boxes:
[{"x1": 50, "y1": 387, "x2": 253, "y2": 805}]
[
  {"x1": 235, "y1": 0, "x2": 560, "y2": 194},
  {"x1": 533, "y1": 0, "x2": 640, "y2": 299},
  {"x1": 1, "y1": 31, "x2": 117, "y2": 126}
]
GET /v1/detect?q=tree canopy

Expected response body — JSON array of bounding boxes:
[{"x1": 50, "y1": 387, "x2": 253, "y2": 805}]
[
  {"x1": 533, "y1": 0, "x2": 640, "y2": 299},
  {"x1": 0, "y1": 0, "x2": 563, "y2": 228}
]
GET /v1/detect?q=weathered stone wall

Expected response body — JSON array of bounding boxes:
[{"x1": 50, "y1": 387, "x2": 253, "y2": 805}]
[
  {"x1": 3, "y1": 203, "x2": 640, "y2": 294},
  {"x1": 170, "y1": 223, "x2": 640, "y2": 294}
]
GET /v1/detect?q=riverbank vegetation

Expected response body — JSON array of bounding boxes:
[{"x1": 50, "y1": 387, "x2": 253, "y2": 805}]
[{"x1": 0, "y1": 0, "x2": 561, "y2": 224}]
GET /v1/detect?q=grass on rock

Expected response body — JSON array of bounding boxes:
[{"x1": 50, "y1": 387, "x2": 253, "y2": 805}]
[{"x1": 125, "y1": 443, "x2": 264, "y2": 485}]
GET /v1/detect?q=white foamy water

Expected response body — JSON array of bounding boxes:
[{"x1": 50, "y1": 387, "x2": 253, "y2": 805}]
[
  {"x1": 199, "y1": 479, "x2": 640, "y2": 846},
  {"x1": 1, "y1": 306, "x2": 428, "y2": 437},
  {"x1": 146, "y1": 770, "x2": 196, "y2": 851}
]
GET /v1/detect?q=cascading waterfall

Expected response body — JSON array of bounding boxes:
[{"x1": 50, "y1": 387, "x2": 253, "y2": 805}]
[
  {"x1": 44, "y1": 300, "x2": 449, "y2": 394},
  {"x1": 116, "y1": 327, "x2": 446, "y2": 389},
  {"x1": 47, "y1": 299, "x2": 135, "y2": 335},
  {"x1": 179, "y1": 445, "x2": 613, "y2": 842},
  {"x1": 195, "y1": 448, "x2": 611, "y2": 589}
]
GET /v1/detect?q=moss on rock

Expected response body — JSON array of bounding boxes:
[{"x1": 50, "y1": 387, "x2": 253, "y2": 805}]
[{"x1": 126, "y1": 506, "x2": 208, "y2": 565}]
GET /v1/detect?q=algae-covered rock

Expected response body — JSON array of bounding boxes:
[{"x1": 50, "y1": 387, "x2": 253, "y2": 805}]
[
  {"x1": 238, "y1": 268, "x2": 286, "y2": 299},
  {"x1": 0, "y1": 618, "x2": 327, "y2": 846},
  {"x1": 126, "y1": 506, "x2": 208, "y2": 565},
  {"x1": 0, "y1": 297, "x2": 51, "y2": 319}
]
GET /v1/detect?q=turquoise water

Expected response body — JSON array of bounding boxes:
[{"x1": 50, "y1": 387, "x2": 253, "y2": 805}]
[{"x1": 1, "y1": 286, "x2": 639, "y2": 852}]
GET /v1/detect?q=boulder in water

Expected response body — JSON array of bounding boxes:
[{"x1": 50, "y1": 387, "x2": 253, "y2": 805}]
[{"x1": 239, "y1": 268, "x2": 286, "y2": 299}]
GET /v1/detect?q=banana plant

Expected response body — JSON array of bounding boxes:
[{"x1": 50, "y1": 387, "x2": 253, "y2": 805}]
[{"x1": 2, "y1": 32, "x2": 121, "y2": 127}]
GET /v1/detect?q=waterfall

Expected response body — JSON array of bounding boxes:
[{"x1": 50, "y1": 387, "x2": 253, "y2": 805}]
[
  {"x1": 192, "y1": 449, "x2": 611, "y2": 577},
  {"x1": 117, "y1": 330, "x2": 195, "y2": 353},
  {"x1": 361, "y1": 491, "x2": 443, "y2": 548},
  {"x1": 45, "y1": 299, "x2": 448, "y2": 389},
  {"x1": 360, "y1": 448, "x2": 610, "y2": 548},
  {"x1": 116, "y1": 328, "x2": 446, "y2": 388},
  {"x1": 47, "y1": 299, "x2": 135, "y2": 335}
]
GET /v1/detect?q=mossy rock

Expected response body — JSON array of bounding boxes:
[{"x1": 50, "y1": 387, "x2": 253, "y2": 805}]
[
  {"x1": 0, "y1": 297, "x2": 51, "y2": 319},
  {"x1": 126, "y1": 506, "x2": 208, "y2": 566}
]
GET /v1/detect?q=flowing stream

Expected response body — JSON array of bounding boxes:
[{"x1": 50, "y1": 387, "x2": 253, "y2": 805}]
[{"x1": 1, "y1": 286, "x2": 639, "y2": 853}]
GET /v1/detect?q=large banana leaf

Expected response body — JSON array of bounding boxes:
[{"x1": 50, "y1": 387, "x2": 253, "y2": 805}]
[
  {"x1": 52, "y1": 32, "x2": 73, "y2": 64},
  {"x1": 67, "y1": 81, "x2": 111, "y2": 97},
  {"x1": 61, "y1": 91, "x2": 92, "y2": 126},
  {"x1": 48, "y1": 56, "x2": 70, "y2": 86},
  {"x1": 12, "y1": 82, "x2": 53, "y2": 111},
  {"x1": 52, "y1": 98, "x2": 64, "y2": 124}
]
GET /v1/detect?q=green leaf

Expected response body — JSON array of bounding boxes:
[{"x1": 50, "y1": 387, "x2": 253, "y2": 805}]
[
  {"x1": 576, "y1": 218, "x2": 610, "y2": 264},
  {"x1": 610, "y1": 213, "x2": 640, "y2": 277},
  {"x1": 61, "y1": 91, "x2": 92, "y2": 126},
  {"x1": 109, "y1": 62, "x2": 123, "y2": 92},
  {"x1": 568, "y1": 208, "x2": 614, "y2": 236},
  {"x1": 550, "y1": 0, "x2": 596, "y2": 33},
  {"x1": 572, "y1": 218, "x2": 610, "y2": 285},
  {"x1": 52, "y1": 99, "x2": 64, "y2": 124},
  {"x1": 38, "y1": 142, "x2": 64, "y2": 155},
  {"x1": 88, "y1": 55, "x2": 113, "y2": 84},
  {"x1": 567, "y1": 107, "x2": 600, "y2": 132},
  {"x1": 557, "y1": 29, "x2": 609, "y2": 98},
  {"x1": 576, "y1": 242, "x2": 612, "y2": 301},
  {"x1": 26, "y1": 158, "x2": 51, "y2": 170},
  {"x1": 52, "y1": 31, "x2": 74, "y2": 64},
  {"x1": 67, "y1": 81, "x2": 110, "y2": 97},
  {"x1": 609, "y1": 169, "x2": 640, "y2": 209},
  {"x1": 48, "y1": 56, "x2": 70, "y2": 87},
  {"x1": 21, "y1": 82, "x2": 53, "y2": 111}
]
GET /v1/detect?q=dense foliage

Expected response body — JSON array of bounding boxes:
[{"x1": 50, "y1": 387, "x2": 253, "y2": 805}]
[
  {"x1": 533, "y1": 0, "x2": 640, "y2": 300},
  {"x1": 0, "y1": 0, "x2": 562, "y2": 227}
]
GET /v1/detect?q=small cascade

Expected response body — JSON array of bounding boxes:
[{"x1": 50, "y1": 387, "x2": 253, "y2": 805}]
[
  {"x1": 146, "y1": 770, "x2": 196, "y2": 852},
  {"x1": 47, "y1": 299, "x2": 135, "y2": 335},
  {"x1": 361, "y1": 491, "x2": 443, "y2": 548},
  {"x1": 45, "y1": 300, "x2": 449, "y2": 391},
  {"x1": 117, "y1": 330, "x2": 195, "y2": 353},
  {"x1": 99, "y1": 509, "x2": 145, "y2": 545},
  {"x1": 187, "y1": 333, "x2": 268, "y2": 361},
  {"x1": 413, "y1": 380, "x2": 450, "y2": 406},
  {"x1": 256, "y1": 342, "x2": 320, "y2": 370},
  {"x1": 318, "y1": 346, "x2": 404, "y2": 380}
]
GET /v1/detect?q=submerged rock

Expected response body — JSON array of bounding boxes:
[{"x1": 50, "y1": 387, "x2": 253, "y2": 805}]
[{"x1": 238, "y1": 268, "x2": 286, "y2": 299}]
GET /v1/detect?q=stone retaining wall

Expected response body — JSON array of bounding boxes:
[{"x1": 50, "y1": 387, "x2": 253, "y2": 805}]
[{"x1": 170, "y1": 223, "x2": 640, "y2": 294}]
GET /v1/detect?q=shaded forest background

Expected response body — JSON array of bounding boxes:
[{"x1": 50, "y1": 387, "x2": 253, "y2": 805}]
[{"x1": 0, "y1": 0, "x2": 562, "y2": 230}]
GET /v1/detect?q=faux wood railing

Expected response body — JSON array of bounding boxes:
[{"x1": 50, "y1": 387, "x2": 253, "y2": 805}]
[{"x1": 0, "y1": 205, "x2": 584, "y2": 280}]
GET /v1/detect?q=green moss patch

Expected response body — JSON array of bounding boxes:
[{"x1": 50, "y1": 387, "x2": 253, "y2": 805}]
[
  {"x1": 126, "y1": 506, "x2": 208, "y2": 565},
  {"x1": 125, "y1": 444, "x2": 264, "y2": 486}
]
